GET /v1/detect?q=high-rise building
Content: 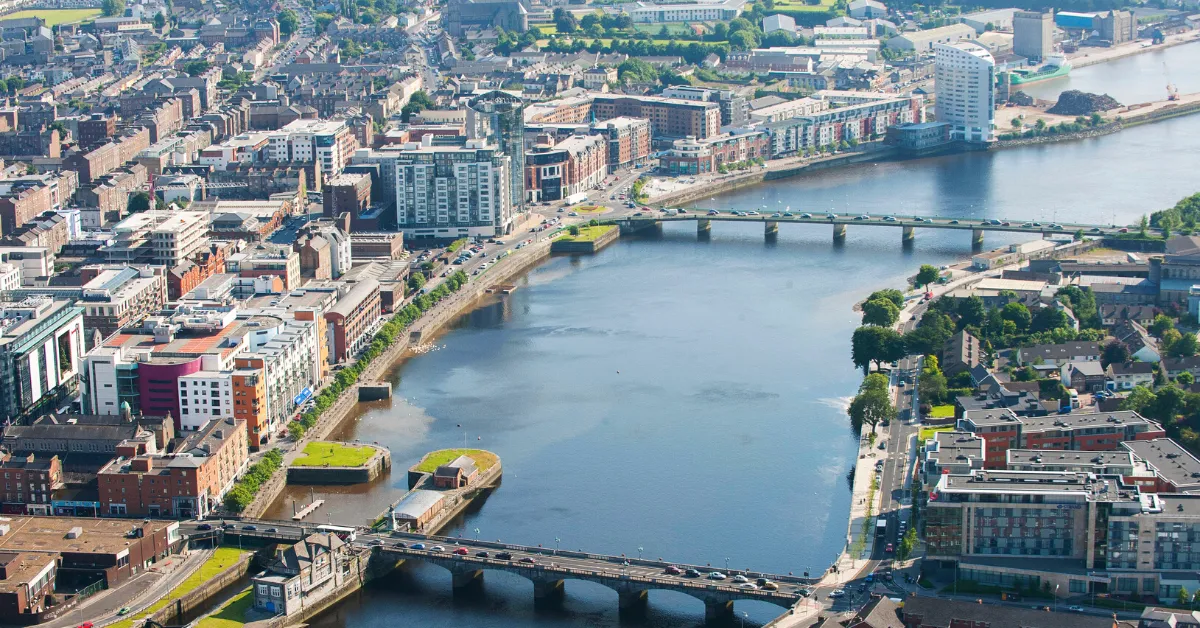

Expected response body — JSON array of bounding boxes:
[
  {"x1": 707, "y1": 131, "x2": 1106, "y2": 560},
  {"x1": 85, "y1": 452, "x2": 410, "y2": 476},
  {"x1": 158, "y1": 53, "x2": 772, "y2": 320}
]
[
  {"x1": 467, "y1": 91, "x2": 525, "y2": 216},
  {"x1": 1013, "y1": 10, "x2": 1054, "y2": 62},
  {"x1": 934, "y1": 41, "x2": 996, "y2": 143}
]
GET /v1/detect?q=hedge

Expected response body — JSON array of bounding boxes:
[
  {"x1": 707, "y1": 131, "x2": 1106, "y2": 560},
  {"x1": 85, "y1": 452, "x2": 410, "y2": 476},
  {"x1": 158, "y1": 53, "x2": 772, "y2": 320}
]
[
  {"x1": 223, "y1": 449, "x2": 284, "y2": 512},
  {"x1": 287, "y1": 270, "x2": 470, "y2": 441}
]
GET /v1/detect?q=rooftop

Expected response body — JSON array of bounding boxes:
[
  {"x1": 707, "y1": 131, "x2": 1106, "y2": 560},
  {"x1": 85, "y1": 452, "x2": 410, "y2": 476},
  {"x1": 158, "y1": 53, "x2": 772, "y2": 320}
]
[
  {"x1": 1123, "y1": 438, "x2": 1200, "y2": 490},
  {"x1": 0, "y1": 516, "x2": 178, "y2": 555},
  {"x1": 1006, "y1": 449, "x2": 1134, "y2": 467}
]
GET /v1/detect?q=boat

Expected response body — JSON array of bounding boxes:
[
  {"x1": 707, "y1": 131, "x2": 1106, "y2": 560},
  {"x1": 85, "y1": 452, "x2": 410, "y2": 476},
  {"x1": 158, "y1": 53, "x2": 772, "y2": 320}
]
[{"x1": 1008, "y1": 54, "x2": 1072, "y2": 85}]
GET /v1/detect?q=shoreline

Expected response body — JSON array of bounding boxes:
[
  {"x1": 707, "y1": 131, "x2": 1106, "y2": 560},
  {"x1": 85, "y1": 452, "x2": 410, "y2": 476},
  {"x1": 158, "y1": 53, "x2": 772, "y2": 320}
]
[{"x1": 1068, "y1": 32, "x2": 1200, "y2": 70}]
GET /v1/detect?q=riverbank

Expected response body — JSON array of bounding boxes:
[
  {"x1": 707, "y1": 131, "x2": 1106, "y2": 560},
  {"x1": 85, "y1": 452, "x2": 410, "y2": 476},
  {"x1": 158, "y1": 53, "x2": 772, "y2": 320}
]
[
  {"x1": 1068, "y1": 31, "x2": 1200, "y2": 69},
  {"x1": 994, "y1": 90, "x2": 1200, "y2": 149}
]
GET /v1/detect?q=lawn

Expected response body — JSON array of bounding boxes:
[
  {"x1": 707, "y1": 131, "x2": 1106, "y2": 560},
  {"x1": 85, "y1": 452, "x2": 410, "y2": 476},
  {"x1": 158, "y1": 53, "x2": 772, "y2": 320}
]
[
  {"x1": 928, "y1": 405, "x2": 956, "y2": 418},
  {"x1": 918, "y1": 425, "x2": 956, "y2": 441},
  {"x1": 573, "y1": 205, "x2": 608, "y2": 214},
  {"x1": 291, "y1": 442, "x2": 376, "y2": 467},
  {"x1": 554, "y1": 225, "x2": 616, "y2": 243},
  {"x1": 196, "y1": 587, "x2": 254, "y2": 628},
  {"x1": 109, "y1": 548, "x2": 250, "y2": 628},
  {"x1": 772, "y1": 0, "x2": 837, "y2": 10},
  {"x1": 2, "y1": 8, "x2": 101, "y2": 25},
  {"x1": 414, "y1": 449, "x2": 499, "y2": 473}
]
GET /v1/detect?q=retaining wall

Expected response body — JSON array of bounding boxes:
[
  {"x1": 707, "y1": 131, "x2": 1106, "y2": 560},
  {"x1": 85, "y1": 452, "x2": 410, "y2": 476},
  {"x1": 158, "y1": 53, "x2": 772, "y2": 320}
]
[
  {"x1": 286, "y1": 446, "x2": 391, "y2": 485},
  {"x1": 148, "y1": 550, "x2": 259, "y2": 626}
]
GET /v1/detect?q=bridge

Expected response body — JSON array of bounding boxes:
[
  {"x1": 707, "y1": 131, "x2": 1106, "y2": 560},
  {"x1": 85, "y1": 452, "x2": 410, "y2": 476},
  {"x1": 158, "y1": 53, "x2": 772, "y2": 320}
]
[
  {"x1": 190, "y1": 521, "x2": 815, "y2": 623},
  {"x1": 621, "y1": 210, "x2": 1135, "y2": 245}
]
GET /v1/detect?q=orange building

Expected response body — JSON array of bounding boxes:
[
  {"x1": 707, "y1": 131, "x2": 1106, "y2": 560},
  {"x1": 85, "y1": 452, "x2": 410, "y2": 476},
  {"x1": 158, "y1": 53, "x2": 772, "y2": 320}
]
[{"x1": 231, "y1": 366, "x2": 269, "y2": 449}]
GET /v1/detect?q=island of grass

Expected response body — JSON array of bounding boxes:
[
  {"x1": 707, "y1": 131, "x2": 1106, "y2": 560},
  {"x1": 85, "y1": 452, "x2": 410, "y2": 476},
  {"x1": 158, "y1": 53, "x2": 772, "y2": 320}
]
[
  {"x1": 573, "y1": 205, "x2": 609, "y2": 214},
  {"x1": 413, "y1": 448, "x2": 499, "y2": 474},
  {"x1": 551, "y1": 224, "x2": 619, "y2": 253},
  {"x1": 286, "y1": 441, "x2": 391, "y2": 484},
  {"x1": 3, "y1": 8, "x2": 102, "y2": 25}
]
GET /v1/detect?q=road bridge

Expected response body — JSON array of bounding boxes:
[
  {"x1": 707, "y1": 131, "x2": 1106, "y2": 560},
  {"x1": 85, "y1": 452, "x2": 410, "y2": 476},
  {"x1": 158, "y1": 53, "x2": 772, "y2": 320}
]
[
  {"x1": 621, "y1": 210, "x2": 1137, "y2": 245},
  {"x1": 186, "y1": 521, "x2": 815, "y2": 623}
]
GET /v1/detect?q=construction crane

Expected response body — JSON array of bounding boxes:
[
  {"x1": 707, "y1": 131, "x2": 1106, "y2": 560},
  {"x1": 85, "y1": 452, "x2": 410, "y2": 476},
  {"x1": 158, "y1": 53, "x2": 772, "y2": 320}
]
[{"x1": 1165, "y1": 62, "x2": 1179, "y2": 101}]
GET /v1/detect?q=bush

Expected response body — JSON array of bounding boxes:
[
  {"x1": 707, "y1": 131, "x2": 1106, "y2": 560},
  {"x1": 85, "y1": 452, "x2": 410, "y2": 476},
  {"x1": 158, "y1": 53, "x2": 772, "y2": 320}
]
[{"x1": 223, "y1": 449, "x2": 284, "y2": 512}]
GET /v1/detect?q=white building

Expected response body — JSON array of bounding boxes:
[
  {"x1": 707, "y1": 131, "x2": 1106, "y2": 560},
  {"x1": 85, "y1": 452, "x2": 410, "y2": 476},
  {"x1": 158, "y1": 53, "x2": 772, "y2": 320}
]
[
  {"x1": 197, "y1": 132, "x2": 271, "y2": 169},
  {"x1": 240, "y1": 319, "x2": 321, "y2": 432},
  {"x1": 629, "y1": 0, "x2": 745, "y2": 23},
  {"x1": 848, "y1": 0, "x2": 887, "y2": 19},
  {"x1": 934, "y1": 41, "x2": 996, "y2": 143},
  {"x1": 267, "y1": 120, "x2": 357, "y2": 177},
  {"x1": 0, "y1": 263, "x2": 20, "y2": 292},
  {"x1": 148, "y1": 211, "x2": 210, "y2": 267},
  {"x1": 763, "y1": 14, "x2": 796, "y2": 34},
  {"x1": 178, "y1": 371, "x2": 235, "y2": 431},
  {"x1": 888, "y1": 23, "x2": 976, "y2": 51}
]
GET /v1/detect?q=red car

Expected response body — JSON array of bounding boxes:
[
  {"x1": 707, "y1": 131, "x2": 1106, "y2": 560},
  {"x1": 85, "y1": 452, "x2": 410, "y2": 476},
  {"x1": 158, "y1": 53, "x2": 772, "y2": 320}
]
[
  {"x1": 453, "y1": 547, "x2": 469, "y2": 555},
  {"x1": 885, "y1": 543, "x2": 894, "y2": 553},
  {"x1": 665, "y1": 566, "x2": 682, "y2": 575}
]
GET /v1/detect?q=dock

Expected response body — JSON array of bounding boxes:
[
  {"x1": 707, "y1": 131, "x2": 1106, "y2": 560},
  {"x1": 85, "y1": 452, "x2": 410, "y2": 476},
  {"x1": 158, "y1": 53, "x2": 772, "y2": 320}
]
[
  {"x1": 292, "y1": 498, "x2": 325, "y2": 521},
  {"x1": 486, "y1": 283, "x2": 516, "y2": 294}
]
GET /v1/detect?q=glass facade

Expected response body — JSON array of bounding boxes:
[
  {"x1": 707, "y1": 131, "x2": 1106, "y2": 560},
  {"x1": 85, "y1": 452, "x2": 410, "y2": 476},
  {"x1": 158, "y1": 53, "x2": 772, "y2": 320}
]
[{"x1": 971, "y1": 506, "x2": 1074, "y2": 556}]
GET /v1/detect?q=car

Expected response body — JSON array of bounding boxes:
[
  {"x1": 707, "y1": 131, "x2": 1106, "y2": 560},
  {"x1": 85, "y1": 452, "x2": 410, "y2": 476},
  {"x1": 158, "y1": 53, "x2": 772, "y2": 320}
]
[
  {"x1": 265, "y1": 528, "x2": 278, "y2": 533},
  {"x1": 866, "y1": 574, "x2": 874, "y2": 583},
  {"x1": 783, "y1": 212, "x2": 793, "y2": 217},
  {"x1": 1120, "y1": 227, "x2": 1130, "y2": 233},
  {"x1": 634, "y1": 212, "x2": 643, "y2": 216},
  {"x1": 394, "y1": 542, "x2": 408, "y2": 548},
  {"x1": 369, "y1": 539, "x2": 384, "y2": 546},
  {"x1": 519, "y1": 557, "x2": 537, "y2": 564},
  {"x1": 1068, "y1": 606, "x2": 1084, "y2": 613},
  {"x1": 762, "y1": 581, "x2": 779, "y2": 591},
  {"x1": 797, "y1": 588, "x2": 813, "y2": 597},
  {"x1": 677, "y1": 208, "x2": 687, "y2": 214},
  {"x1": 1022, "y1": 222, "x2": 1033, "y2": 228},
  {"x1": 221, "y1": 522, "x2": 235, "y2": 530},
  {"x1": 665, "y1": 566, "x2": 683, "y2": 575},
  {"x1": 949, "y1": 219, "x2": 959, "y2": 224},
  {"x1": 747, "y1": 211, "x2": 760, "y2": 216},
  {"x1": 475, "y1": 551, "x2": 490, "y2": 558},
  {"x1": 685, "y1": 568, "x2": 702, "y2": 578},
  {"x1": 1050, "y1": 223, "x2": 1062, "y2": 229},
  {"x1": 830, "y1": 589, "x2": 846, "y2": 598},
  {"x1": 707, "y1": 210, "x2": 719, "y2": 215},
  {"x1": 496, "y1": 552, "x2": 513, "y2": 560},
  {"x1": 557, "y1": 208, "x2": 564, "y2": 213},
  {"x1": 243, "y1": 525, "x2": 258, "y2": 531},
  {"x1": 118, "y1": 608, "x2": 130, "y2": 616},
  {"x1": 412, "y1": 543, "x2": 426, "y2": 550},
  {"x1": 826, "y1": 213, "x2": 836, "y2": 219},
  {"x1": 854, "y1": 215, "x2": 866, "y2": 220},
  {"x1": 878, "y1": 441, "x2": 887, "y2": 450},
  {"x1": 989, "y1": 219, "x2": 1002, "y2": 226},
  {"x1": 708, "y1": 572, "x2": 727, "y2": 580},
  {"x1": 772, "y1": 212, "x2": 781, "y2": 217},
  {"x1": 196, "y1": 523, "x2": 213, "y2": 531},
  {"x1": 740, "y1": 583, "x2": 759, "y2": 590},
  {"x1": 454, "y1": 547, "x2": 469, "y2": 555},
  {"x1": 884, "y1": 216, "x2": 896, "y2": 222},
  {"x1": 432, "y1": 545, "x2": 446, "y2": 552},
  {"x1": 569, "y1": 212, "x2": 578, "y2": 217},
  {"x1": 732, "y1": 574, "x2": 749, "y2": 583},
  {"x1": 885, "y1": 543, "x2": 894, "y2": 553},
  {"x1": 1092, "y1": 227, "x2": 1103, "y2": 232}
]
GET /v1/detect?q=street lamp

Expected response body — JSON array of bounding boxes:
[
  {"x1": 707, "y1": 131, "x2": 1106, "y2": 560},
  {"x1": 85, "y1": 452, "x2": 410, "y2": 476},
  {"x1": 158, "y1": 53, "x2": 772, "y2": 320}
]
[
  {"x1": 554, "y1": 537, "x2": 560, "y2": 555},
  {"x1": 740, "y1": 611, "x2": 749, "y2": 627},
  {"x1": 474, "y1": 527, "x2": 480, "y2": 541},
  {"x1": 725, "y1": 557, "x2": 730, "y2": 573},
  {"x1": 637, "y1": 546, "x2": 644, "y2": 560},
  {"x1": 1054, "y1": 584, "x2": 1060, "y2": 613}
]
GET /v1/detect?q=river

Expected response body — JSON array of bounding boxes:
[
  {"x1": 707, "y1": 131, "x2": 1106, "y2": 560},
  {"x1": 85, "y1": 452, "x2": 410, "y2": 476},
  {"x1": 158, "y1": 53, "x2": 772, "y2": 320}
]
[
  {"x1": 273, "y1": 85, "x2": 1200, "y2": 628},
  {"x1": 1019, "y1": 40, "x2": 1200, "y2": 104}
]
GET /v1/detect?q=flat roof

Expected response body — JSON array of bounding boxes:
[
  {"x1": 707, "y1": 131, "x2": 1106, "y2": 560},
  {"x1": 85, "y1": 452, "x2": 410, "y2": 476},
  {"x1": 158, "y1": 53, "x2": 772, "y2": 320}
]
[
  {"x1": 927, "y1": 431, "x2": 984, "y2": 463},
  {"x1": 938, "y1": 470, "x2": 1136, "y2": 501},
  {"x1": 103, "y1": 314, "x2": 285, "y2": 360},
  {"x1": 1123, "y1": 439, "x2": 1200, "y2": 489},
  {"x1": 0, "y1": 552, "x2": 58, "y2": 595},
  {"x1": 1017, "y1": 411, "x2": 1156, "y2": 433},
  {"x1": 0, "y1": 516, "x2": 178, "y2": 555},
  {"x1": 1006, "y1": 449, "x2": 1133, "y2": 467},
  {"x1": 393, "y1": 489, "x2": 445, "y2": 519}
]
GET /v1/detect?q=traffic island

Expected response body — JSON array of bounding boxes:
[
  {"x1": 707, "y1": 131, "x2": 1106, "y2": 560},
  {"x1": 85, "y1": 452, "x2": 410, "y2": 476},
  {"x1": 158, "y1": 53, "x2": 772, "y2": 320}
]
[
  {"x1": 286, "y1": 441, "x2": 391, "y2": 485},
  {"x1": 550, "y1": 224, "x2": 618, "y2": 253}
]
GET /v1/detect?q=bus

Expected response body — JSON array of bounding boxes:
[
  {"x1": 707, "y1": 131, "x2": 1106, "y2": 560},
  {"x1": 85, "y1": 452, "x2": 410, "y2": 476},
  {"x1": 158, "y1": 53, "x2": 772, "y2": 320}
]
[
  {"x1": 317, "y1": 524, "x2": 357, "y2": 543},
  {"x1": 875, "y1": 519, "x2": 888, "y2": 538}
]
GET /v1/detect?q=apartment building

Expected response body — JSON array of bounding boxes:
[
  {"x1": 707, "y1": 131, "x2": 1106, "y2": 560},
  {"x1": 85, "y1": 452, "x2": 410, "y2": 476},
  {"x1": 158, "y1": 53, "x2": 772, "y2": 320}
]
[
  {"x1": 233, "y1": 319, "x2": 321, "y2": 446},
  {"x1": 78, "y1": 266, "x2": 168, "y2": 344},
  {"x1": 764, "y1": 92, "x2": 922, "y2": 156},
  {"x1": 592, "y1": 117, "x2": 651, "y2": 172},
  {"x1": 267, "y1": 119, "x2": 357, "y2": 178},
  {"x1": 224, "y1": 244, "x2": 303, "y2": 291},
  {"x1": 591, "y1": 94, "x2": 722, "y2": 143},
  {"x1": 0, "y1": 298, "x2": 85, "y2": 423},
  {"x1": 97, "y1": 417, "x2": 248, "y2": 518},
  {"x1": 934, "y1": 41, "x2": 996, "y2": 143},
  {"x1": 957, "y1": 409, "x2": 1166, "y2": 468},
  {"x1": 324, "y1": 279, "x2": 380, "y2": 363},
  {"x1": 525, "y1": 134, "x2": 608, "y2": 202},
  {"x1": 660, "y1": 130, "x2": 772, "y2": 176},
  {"x1": 0, "y1": 454, "x2": 62, "y2": 515}
]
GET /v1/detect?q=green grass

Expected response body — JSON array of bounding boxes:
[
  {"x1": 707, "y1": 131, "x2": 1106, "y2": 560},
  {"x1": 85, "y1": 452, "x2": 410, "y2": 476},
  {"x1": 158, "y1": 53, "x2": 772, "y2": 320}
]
[
  {"x1": 772, "y1": 0, "x2": 836, "y2": 10},
  {"x1": 918, "y1": 425, "x2": 955, "y2": 441},
  {"x1": 196, "y1": 586, "x2": 254, "y2": 628},
  {"x1": 109, "y1": 548, "x2": 251, "y2": 628},
  {"x1": 574, "y1": 205, "x2": 607, "y2": 214},
  {"x1": 2, "y1": 8, "x2": 101, "y2": 25},
  {"x1": 554, "y1": 225, "x2": 616, "y2": 243},
  {"x1": 413, "y1": 449, "x2": 498, "y2": 473},
  {"x1": 291, "y1": 442, "x2": 376, "y2": 467},
  {"x1": 928, "y1": 405, "x2": 956, "y2": 419}
]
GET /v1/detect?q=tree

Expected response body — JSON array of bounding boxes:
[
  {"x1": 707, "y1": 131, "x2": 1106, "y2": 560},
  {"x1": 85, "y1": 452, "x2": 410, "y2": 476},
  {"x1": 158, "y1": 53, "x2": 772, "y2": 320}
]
[
  {"x1": 1000, "y1": 302, "x2": 1031, "y2": 331},
  {"x1": 915, "y1": 264, "x2": 939, "y2": 290},
  {"x1": 1121, "y1": 385, "x2": 1157, "y2": 415},
  {"x1": 568, "y1": 225, "x2": 580, "y2": 236},
  {"x1": 1090, "y1": 112, "x2": 1103, "y2": 127},
  {"x1": 729, "y1": 29, "x2": 759, "y2": 50},
  {"x1": 1150, "y1": 314, "x2": 1175, "y2": 337},
  {"x1": 1173, "y1": 332, "x2": 1200, "y2": 358},
  {"x1": 1164, "y1": 328, "x2": 1183, "y2": 355},
  {"x1": 6, "y1": 76, "x2": 23, "y2": 94},
  {"x1": 862, "y1": 297, "x2": 900, "y2": 327},
  {"x1": 851, "y1": 325, "x2": 906, "y2": 374},
  {"x1": 101, "y1": 0, "x2": 125, "y2": 17},
  {"x1": 1183, "y1": 586, "x2": 1194, "y2": 610},
  {"x1": 849, "y1": 375, "x2": 894, "y2": 432},
  {"x1": 553, "y1": 8, "x2": 578, "y2": 33},
  {"x1": 153, "y1": 12, "x2": 166, "y2": 30},
  {"x1": 278, "y1": 8, "x2": 299, "y2": 35},
  {"x1": 957, "y1": 295, "x2": 986, "y2": 329},
  {"x1": 1179, "y1": 371, "x2": 1195, "y2": 388},
  {"x1": 1102, "y1": 340, "x2": 1130, "y2": 367},
  {"x1": 897, "y1": 527, "x2": 917, "y2": 560},
  {"x1": 867, "y1": 289, "x2": 904, "y2": 309},
  {"x1": 580, "y1": 12, "x2": 600, "y2": 29},
  {"x1": 1035, "y1": 118, "x2": 1047, "y2": 132},
  {"x1": 904, "y1": 309, "x2": 954, "y2": 356},
  {"x1": 1010, "y1": 118, "x2": 1022, "y2": 129},
  {"x1": 127, "y1": 191, "x2": 152, "y2": 213},
  {"x1": 406, "y1": 272, "x2": 426, "y2": 294},
  {"x1": 1031, "y1": 307, "x2": 1069, "y2": 333},
  {"x1": 919, "y1": 356, "x2": 948, "y2": 404},
  {"x1": 184, "y1": 60, "x2": 211, "y2": 76}
]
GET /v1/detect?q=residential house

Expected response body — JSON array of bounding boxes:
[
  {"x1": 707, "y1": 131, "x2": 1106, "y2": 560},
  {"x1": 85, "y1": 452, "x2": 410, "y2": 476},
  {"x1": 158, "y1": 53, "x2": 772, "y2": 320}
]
[
  {"x1": 941, "y1": 330, "x2": 981, "y2": 378},
  {"x1": 1114, "y1": 320, "x2": 1161, "y2": 363},
  {"x1": 1163, "y1": 356, "x2": 1200, "y2": 381},
  {"x1": 1108, "y1": 361, "x2": 1156, "y2": 390},
  {"x1": 1062, "y1": 361, "x2": 1107, "y2": 393},
  {"x1": 1015, "y1": 341, "x2": 1101, "y2": 366},
  {"x1": 251, "y1": 533, "x2": 352, "y2": 616},
  {"x1": 1101, "y1": 304, "x2": 1158, "y2": 328}
]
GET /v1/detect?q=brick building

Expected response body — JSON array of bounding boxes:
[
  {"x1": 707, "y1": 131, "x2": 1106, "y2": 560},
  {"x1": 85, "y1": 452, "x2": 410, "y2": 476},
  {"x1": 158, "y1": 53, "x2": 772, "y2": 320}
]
[
  {"x1": 77, "y1": 113, "x2": 117, "y2": 149},
  {"x1": 324, "y1": 278, "x2": 380, "y2": 362},
  {"x1": 591, "y1": 94, "x2": 722, "y2": 142},
  {"x1": 957, "y1": 409, "x2": 1166, "y2": 468},
  {"x1": 0, "y1": 454, "x2": 62, "y2": 515},
  {"x1": 323, "y1": 173, "x2": 370, "y2": 219}
]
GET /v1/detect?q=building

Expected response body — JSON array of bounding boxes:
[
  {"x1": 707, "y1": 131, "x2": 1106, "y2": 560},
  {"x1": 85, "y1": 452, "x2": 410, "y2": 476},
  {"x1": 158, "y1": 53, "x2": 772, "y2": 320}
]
[
  {"x1": 581, "y1": 67, "x2": 617, "y2": 90},
  {"x1": 101, "y1": 210, "x2": 210, "y2": 268},
  {"x1": 592, "y1": 94, "x2": 722, "y2": 143},
  {"x1": 1096, "y1": 10, "x2": 1135, "y2": 46},
  {"x1": 365, "y1": 138, "x2": 514, "y2": 239},
  {"x1": 628, "y1": 0, "x2": 745, "y2": 23},
  {"x1": 592, "y1": 117, "x2": 651, "y2": 172},
  {"x1": 763, "y1": 14, "x2": 796, "y2": 34},
  {"x1": 78, "y1": 266, "x2": 168, "y2": 345},
  {"x1": 466, "y1": 91, "x2": 525, "y2": 214},
  {"x1": 941, "y1": 330, "x2": 980, "y2": 378},
  {"x1": 1061, "y1": 360, "x2": 1106, "y2": 393},
  {"x1": 97, "y1": 417, "x2": 248, "y2": 518},
  {"x1": 764, "y1": 92, "x2": 922, "y2": 156},
  {"x1": 323, "y1": 173, "x2": 371, "y2": 220},
  {"x1": 325, "y1": 279, "x2": 381, "y2": 363},
  {"x1": 1015, "y1": 341, "x2": 1101, "y2": 366},
  {"x1": 934, "y1": 41, "x2": 996, "y2": 143},
  {"x1": 888, "y1": 23, "x2": 976, "y2": 51},
  {"x1": 1005, "y1": 449, "x2": 1135, "y2": 475},
  {"x1": 391, "y1": 489, "x2": 446, "y2": 530},
  {"x1": 660, "y1": 86, "x2": 750, "y2": 127},
  {"x1": 433, "y1": 455, "x2": 479, "y2": 488},
  {"x1": 0, "y1": 551, "x2": 56, "y2": 617},
  {"x1": 1108, "y1": 361, "x2": 1156, "y2": 391},
  {"x1": 0, "y1": 516, "x2": 181, "y2": 588},
  {"x1": 525, "y1": 134, "x2": 608, "y2": 202},
  {"x1": 0, "y1": 454, "x2": 62, "y2": 515},
  {"x1": 960, "y1": 8, "x2": 1019, "y2": 33},
  {"x1": 956, "y1": 409, "x2": 1165, "y2": 468},
  {"x1": 0, "y1": 298, "x2": 85, "y2": 423},
  {"x1": 0, "y1": 413, "x2": 171, "y2": 460},
  {"x1": 902, "y1": 597, "x2": 1122, "y2": 628},
  {"x1": 225, "y1": 244, "x2": 302, "y2": 291},
  {"x1": 267, "y1": 119, "x2": 357, "y2": 178},
  {"x1": 923, "y1": 431, "x2": 986, "y2": 478},
  {"x1": 659, "y1": 130, "x2": 771, "y2": 176},
  {"x1": 251, "y1": 533, "x2": 353, "y2": 616},
  {"x1": 1123, "y1": 439, "x2": 1200, "y2": 493},
  {"x1": 445, "y1": 0, "x2": 528, "y2": 36},
  {"x1": 848, "y1": 0, "x2": 887, "y2": 19},
  {"x1": 1013, "y1": 11, "x2": 1054, "y2": 62}
]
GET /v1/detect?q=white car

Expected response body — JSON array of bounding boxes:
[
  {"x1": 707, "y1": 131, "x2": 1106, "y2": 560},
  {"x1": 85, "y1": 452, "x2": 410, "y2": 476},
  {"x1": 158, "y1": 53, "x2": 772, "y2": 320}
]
[
  {"x1": 707, "y1": 572, "x2": 727, "y2": 580},
  {"x1": 732, "y1": 574, "x2": 749, "y2": 583},
  {"x1": 830, "y1": 589, "x2": 846, "y2": 598}
]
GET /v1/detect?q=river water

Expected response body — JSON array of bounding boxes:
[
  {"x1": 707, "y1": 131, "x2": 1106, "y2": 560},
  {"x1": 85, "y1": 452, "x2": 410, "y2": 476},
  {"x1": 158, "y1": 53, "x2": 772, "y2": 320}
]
[
  {"x1": 275, "y1": 74, "x2": 1200, "y2": 628},
  {"x1": 1018, "y1": 40, "x2": 1200, "y2": 104}
]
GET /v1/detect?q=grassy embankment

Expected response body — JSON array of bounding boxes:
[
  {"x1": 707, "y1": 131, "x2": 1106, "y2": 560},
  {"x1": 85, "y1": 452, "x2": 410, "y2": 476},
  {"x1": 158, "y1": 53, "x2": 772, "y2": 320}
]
[
  {"x1": 108, "y1": 548, "x2": 251, "y2": 628},
  {"x1": 413, "y1": 449, "x2": 499, "y2": 473},
  {"x1": 291, "y1": 442, "x2": 376, "y2": 467},
  {"x1": 553, "y1": 225, "x2": 616, "y2": 243}
]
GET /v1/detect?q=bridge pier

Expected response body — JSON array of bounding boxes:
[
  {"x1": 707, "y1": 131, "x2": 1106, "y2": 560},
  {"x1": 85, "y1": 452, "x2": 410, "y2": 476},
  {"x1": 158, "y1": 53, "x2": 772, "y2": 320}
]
[
  {"x1": 765, "y1": 221, "x2": 778, "y2": 238},
  {"x1": 833, "y1": 223, "x2": 846, "y2": 242},
  {"x1": 618, "y1": 589, "x2": 649, "y2": 616},
  {"x1": 971, "y1": 228, "x2": 985, "y2": 247},
  {"x1": 532, "y1": 578, "x2": 565, "y2": 605},
  {"x1": 451, "y1": 568, "x2": 483, "y2": 590},
  {"x1": 697, "y1": 219, "x2": 711, "y2": 235},
  {"x1": 705, "y1": 600, "x2": 735, "y2": 624},
  {"x1": 902, "y1": 225, "x2": 915, "y2": 243}
]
